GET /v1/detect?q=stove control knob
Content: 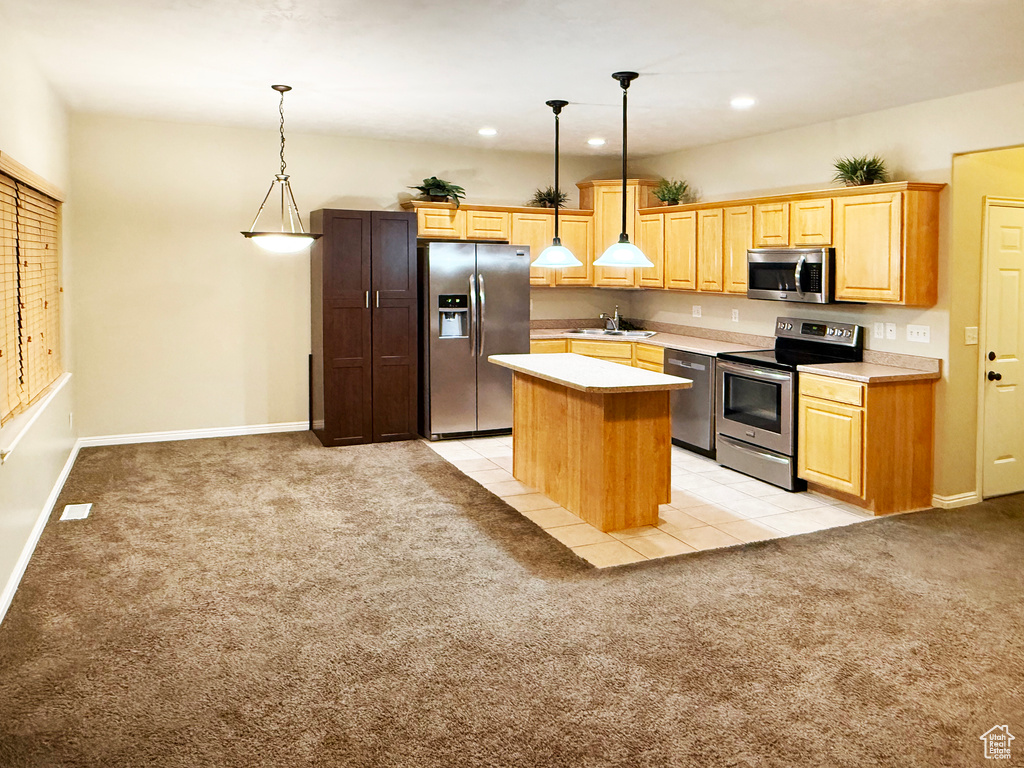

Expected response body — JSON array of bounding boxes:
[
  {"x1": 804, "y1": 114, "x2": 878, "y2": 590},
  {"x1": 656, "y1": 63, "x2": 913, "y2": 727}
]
[
  {"x1": 785, "y1": 323, "x2": 793, "y2": 330},
  {"x1": 827, "y1": 328, "x2": 835, "y2": 336}
]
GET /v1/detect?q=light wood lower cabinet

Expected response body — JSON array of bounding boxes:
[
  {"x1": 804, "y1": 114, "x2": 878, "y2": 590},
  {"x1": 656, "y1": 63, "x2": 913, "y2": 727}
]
[
  {"x1": 530, "y1": 339, "x2": 568, "y2": 354},
  {"x1": 797, "y1": 372, "x2": 934, "y2": 514},
  {"x1": 568, "y1": 339, "x2": 634, "y2": 366},
  {"x1": 634, "y1": 343, "x2": 665, "y2": 372}
]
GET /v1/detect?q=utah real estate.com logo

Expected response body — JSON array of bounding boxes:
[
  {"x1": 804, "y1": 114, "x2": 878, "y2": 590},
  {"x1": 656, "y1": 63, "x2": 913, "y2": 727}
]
[{"x1": 980, "y1": 725, "x2": 1014, "y2": 760}]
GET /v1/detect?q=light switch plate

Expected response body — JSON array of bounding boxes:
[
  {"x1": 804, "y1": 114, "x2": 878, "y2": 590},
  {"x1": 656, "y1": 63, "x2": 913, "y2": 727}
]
[
  {"x1": 692, "y1": 305, "x2": 702, "y2": 318},
  {"x1": 873, "y1": 322, "x2": 884, "y2": 340},
  {"x1": 885, "y1": 322, "x2": 897, "y2": 340},
  {"x1": 965, "y1": 326, "x2": 979, "y2": 345},
  {"x1": 731, "y1": 309, "x2": 739, "y2": 322},
  {"x1": 907, "y1": 324, "x2": 930, "y2": 343}
]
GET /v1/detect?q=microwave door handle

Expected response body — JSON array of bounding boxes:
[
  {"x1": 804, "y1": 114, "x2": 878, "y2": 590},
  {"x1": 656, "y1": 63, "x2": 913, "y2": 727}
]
[
  {"x1": 468, "y1": 275, "x2": 477, "y2": 356},
  {"x1": 794, "y1": 254, "x2": 806, "y2": 294}
]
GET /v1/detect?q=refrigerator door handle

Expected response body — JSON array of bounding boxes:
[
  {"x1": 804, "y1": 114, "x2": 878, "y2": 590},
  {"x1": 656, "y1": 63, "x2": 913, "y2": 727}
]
[
  {"x1": 468, "y1": 274, "x2": 478, "y2": 357},
  {"x1": 478, "y1": 273, "x2": 486, "y2": 357}
]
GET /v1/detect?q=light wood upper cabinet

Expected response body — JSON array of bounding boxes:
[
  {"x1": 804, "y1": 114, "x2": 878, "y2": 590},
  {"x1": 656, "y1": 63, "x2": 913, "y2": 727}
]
[
  {"x1": 697, "y1": 209, "x2": 724, "y2": 292},
  {"x1": 754, "y1": 202, "x2": 790, "y2": 246},
  {"x1": 723, "y1": 205, "x2": 753, "y2": 294},
  {"x1": 579, "y1": 179, "x2": 658, "y2": 288},
  {"x1": 554, "y1": 214, "x2": 595, "y2": 286},
  {"x1": 416, "y1": 205, "x2": 465, "y2": 239},
  {"x1": 664, "y1": 210, "x2": 697, "y2": 291},
  {"x1": 465, "y1": 209, "x2": 509, "y2": 240},
  {"x1": 791, "y1": 199, "x2": 833, "y2": 245},
  {"x1": 833, "y1": 192, "x2": 902, "y2": 302},
  {"x1": 636, "y1": 212, "x2": 665, "y2": 288},
  {"x1": 511, "y1": 211, "x2": 555, "y2": 287}
]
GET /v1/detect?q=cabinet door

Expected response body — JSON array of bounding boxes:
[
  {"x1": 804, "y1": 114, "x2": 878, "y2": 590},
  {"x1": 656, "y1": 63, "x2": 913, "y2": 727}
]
[
  {"x1": 697, "y1": 209, "x2": 724, "y2": 292},
  {"x1": 664, "y1": 210, "x2": 697, "y2": 290},
  {"x1": 754, "y1": 202, "x2": 790, "y2": 246},
  {"x1": 511, "y1": 212, "x2": 555, "y2": 286},
  {"x1": 791, "y1": 199, "x2": 833, "y2": 245},
  {"x1": 834, "y1": 193, "x2": 902, "y2": 302},
  {"x1": 530, "y1": 339, "x2": 568, "y2": 353},
  {"x1": 554, "y1": 214, "x2": 594, "y2": 286},
  {"x1": 318, "y1": 210, "x2": 373, "y2": 446},
  {"x1": 798, "y1": 396, "x2": 864, "y2": 496},
  {"x1": 567, "y1": 339, "x2": 632, "y2": 360},
  {"x1": 371, "y1": 211, "x2": 419, "y2": 442},
  {"x1": 636, "y1": 213, "x2": 665, "y2": 288},
  {"x1": 465, "y1": 209, "x2": 510, "y2": 240},
  {"x1": 723, "y1": 205, "x2": 753, "y2": 294},
  {"x1": 416, "y1": 205, "x2": 465, "y2": 239},
  {"x1": 593, "y1": 185, "x2": 638, "y2": 287}
]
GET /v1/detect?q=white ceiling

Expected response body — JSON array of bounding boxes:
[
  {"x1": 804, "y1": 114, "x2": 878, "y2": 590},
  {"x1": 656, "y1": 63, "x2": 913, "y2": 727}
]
[{"x1": 4, "y1": 0, "x2": 1024, "y2": 157}]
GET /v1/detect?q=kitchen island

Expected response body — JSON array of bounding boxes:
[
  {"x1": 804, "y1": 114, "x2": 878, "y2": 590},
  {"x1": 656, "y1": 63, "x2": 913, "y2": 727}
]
[{"x1": 489, "y1": 353, "x2": 691, "y2": 532}]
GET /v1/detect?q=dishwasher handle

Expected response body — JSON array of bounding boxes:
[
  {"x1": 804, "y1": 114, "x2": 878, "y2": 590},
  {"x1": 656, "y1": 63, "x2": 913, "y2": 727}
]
[{"x1": 667, "y1": 359, "x2": 706, "y2": 372}]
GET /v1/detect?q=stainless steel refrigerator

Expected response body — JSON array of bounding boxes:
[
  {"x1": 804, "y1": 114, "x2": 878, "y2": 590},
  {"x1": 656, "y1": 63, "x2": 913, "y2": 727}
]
[{"x1": 419, "y1": 241, "x2": 530, "y2": 439}]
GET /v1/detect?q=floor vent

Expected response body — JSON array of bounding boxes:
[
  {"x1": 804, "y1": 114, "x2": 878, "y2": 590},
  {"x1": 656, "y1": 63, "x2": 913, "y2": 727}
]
[{"x1": 59, "y1": 503, "x2": 93, "y2": 521}]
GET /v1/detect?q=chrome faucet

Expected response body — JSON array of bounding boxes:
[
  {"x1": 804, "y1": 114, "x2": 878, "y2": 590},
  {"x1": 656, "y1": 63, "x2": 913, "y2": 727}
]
[{"x1": 599, "y1": 305, "x2": 621, "y2": 331}]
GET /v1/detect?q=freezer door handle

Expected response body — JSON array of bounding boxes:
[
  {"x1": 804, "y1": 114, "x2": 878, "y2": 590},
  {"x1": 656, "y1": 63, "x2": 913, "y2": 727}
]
[
  {"x1": 477, "y1": 274, "x2": 486, "y2": 357},
  {"x1": 468, "y1": 274, "x2": 478, "y2": 357}
]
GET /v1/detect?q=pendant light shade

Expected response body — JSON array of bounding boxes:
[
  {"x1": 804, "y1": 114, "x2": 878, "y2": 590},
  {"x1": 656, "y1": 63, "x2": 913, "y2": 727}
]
[
  {"x1": 241, "y1": 85, "x2": 321, "y2": 253},
  {"x1": 531, "y1": 99, "x2": 583, "y2": 269},
  {"x1": 594, "y1": 72, "x2": 653, "y2": 268}
]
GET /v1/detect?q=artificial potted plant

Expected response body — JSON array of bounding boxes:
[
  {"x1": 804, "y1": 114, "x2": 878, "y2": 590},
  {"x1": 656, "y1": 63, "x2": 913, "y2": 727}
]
[
  {"x1": 653, "y1": 178, "x2": 693, "y2": 205},
  {"x1": 410, "y1": 176, "x2": 467, "y2": 207},
  {"x1": 832, "y1": 155, "x2": 891, "y2": 186},
  {"x1": 528, "y1": 186, "x2": 569, "y2": 208}
]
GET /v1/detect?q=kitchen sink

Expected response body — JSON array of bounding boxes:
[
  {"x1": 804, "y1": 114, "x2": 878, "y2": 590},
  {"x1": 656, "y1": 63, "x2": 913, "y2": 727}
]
[{"x1": 566, "y1": 329, "x2": 657, "y2": 338}]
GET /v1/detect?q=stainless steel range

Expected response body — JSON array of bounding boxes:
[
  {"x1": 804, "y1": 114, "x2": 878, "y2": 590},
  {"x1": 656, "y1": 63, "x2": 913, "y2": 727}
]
[{"x1": 715, "y1": 317, "x2": 863, "y2": 490}]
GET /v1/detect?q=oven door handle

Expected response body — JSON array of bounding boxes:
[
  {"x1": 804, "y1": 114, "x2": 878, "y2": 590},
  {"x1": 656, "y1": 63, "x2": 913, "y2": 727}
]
[{"x1": 718, "y1": 360, "x2": 792, "y2": 381}]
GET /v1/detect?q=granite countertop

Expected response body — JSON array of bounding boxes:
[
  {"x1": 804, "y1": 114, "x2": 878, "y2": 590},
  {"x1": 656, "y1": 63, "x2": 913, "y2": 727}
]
[
  {"x1": 797, "y1": 362, "x2": 941, "y2": 383},
  {"x1": 531, "y1": 329, "x2": 763, "y2": 357},
  {"x1": 489, "y1": 353, "x2": 693, "y2": 393}
]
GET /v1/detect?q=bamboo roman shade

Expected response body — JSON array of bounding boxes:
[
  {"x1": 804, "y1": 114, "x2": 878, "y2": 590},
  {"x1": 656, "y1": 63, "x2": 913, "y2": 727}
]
[{"x1": 0, "y1": 171, "x2": 62, "y2": 424}]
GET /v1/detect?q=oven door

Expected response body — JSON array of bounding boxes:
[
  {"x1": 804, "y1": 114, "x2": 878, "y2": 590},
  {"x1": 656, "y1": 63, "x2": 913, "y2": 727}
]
[{"x1": 716, "y1": 360, "x2": 794, "y2": 455}]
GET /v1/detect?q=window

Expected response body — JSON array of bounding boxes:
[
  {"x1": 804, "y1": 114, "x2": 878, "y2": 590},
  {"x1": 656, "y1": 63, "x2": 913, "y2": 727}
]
[{"x1": 0, "y1": 170, "x2": 62, "y2": 424}]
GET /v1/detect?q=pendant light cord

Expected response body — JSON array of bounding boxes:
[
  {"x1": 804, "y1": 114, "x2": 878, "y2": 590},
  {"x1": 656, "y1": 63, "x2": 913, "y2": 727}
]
[
  {"x1": 279, "y1": 89, "x2": 287, "y2": 175},
  {"x1": 620, "y1": 82, "x2": 628, "y2": 240},
  {"x1": 554, "y1": 108, "x2": 560, "y2": 241}
]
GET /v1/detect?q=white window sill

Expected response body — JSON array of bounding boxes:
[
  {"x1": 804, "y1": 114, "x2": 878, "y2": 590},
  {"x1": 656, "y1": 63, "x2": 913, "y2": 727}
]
[{"x1": 0, "y1": 372, "x2": 72, "y2": 464}]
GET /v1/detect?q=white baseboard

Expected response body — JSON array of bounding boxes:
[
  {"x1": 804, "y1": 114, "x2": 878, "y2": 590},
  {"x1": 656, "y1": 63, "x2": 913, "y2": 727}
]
[
  {"x1": 77, "y1": 421, "x2": 308, "y2": 448},
  {"x1": 931, "y1": 491, "x2": 981, "y2": 509},
  {"x1": 0, "y1": 441, "x2": 81, "y2": 627}
]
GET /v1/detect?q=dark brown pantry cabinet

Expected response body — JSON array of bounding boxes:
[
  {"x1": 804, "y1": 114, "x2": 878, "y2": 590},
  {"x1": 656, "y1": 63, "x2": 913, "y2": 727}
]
[{"x1": 310, "y1": 209, "x2": 419, "y2": 446}]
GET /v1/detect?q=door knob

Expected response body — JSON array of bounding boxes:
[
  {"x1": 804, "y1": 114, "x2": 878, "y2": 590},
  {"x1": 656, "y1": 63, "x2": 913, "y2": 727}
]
[
  {"x1": 988, "y1": 351, "x2": 996, "y2": 361},
  {"x1": 988, "y1": 370, "x2": 1002, "y2": 381}
]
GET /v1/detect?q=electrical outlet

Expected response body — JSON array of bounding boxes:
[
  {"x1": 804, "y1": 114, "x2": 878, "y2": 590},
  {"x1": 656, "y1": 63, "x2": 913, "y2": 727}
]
[
  {"x1": 692, "y1": 305, "x2": 702, "y2": 318},
  {"x1": 885, "y1": 323, "x2": 897, "y2": 340},
  {"x1": 731, "y1": 309, "x2": 739, "y2": 322},
  {"x1": 873, "y1": 322, "x2": 884, "y2": 340},
  {"x1": 965, "y1": 326, "x2": 979, "y2": 345},
  {"x1": 906, "y1": 324, "x2": 930, "y2": 343}
]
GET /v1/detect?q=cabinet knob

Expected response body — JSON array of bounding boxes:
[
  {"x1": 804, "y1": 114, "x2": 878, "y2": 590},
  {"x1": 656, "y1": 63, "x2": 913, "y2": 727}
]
[{"x1": 988, "y1": 351, "x2": 996, "y2": 361}]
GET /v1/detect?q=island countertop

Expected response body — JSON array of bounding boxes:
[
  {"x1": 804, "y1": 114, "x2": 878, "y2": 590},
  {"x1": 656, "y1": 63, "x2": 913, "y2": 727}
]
[{"x1": 489, "y1": 353, "x2": 692, "y2": 393}]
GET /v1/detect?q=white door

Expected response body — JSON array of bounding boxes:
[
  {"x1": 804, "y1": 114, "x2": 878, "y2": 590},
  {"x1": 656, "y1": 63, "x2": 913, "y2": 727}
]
[{"x1": 982, "y1": 200, "x2": 1024, "y2": 497}]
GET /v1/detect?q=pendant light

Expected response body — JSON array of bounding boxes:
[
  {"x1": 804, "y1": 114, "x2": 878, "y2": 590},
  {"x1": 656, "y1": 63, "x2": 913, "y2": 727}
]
[
  {"x1": 241, "y1": 85, "x2": 322, "y2": 254},
  {"x1": 531, "y1": 99, "x2": 583, "y2": 269},
  {"x1": 594, "y1": 72, "x2": 653, "y2": 268}
]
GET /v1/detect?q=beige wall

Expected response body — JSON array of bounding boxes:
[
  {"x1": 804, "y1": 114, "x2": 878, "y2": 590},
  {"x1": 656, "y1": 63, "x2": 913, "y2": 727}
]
[
  {"x1": 68, "y1": 113, "x2": 598, "y2": 437},
  {"x1": 0, "y1": 16, "x2": 75, "y2": 621}
]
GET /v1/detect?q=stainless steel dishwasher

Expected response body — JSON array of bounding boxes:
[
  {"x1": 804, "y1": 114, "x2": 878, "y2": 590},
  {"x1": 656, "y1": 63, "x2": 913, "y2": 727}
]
[{"x1": 664, "y1": 349, "x2": 716, "y2": 457}]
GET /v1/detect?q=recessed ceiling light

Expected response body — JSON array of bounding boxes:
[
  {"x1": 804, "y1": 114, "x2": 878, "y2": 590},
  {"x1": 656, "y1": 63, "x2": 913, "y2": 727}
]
[
  {"x1": 730, "y1": 96, "x2": 756, "y2": 110},
  {"x1": 587, "y1": 138, "x2": 606, "y2": 146},
  {"x1": 478, "y1": 127, "x2": 497, "y2": 136}
]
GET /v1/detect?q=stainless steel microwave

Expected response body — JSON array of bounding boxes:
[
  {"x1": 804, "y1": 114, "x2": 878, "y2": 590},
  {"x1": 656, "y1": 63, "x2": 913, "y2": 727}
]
[{"x1": 747, "y1": 247, "x2": 834, "y2": 303}]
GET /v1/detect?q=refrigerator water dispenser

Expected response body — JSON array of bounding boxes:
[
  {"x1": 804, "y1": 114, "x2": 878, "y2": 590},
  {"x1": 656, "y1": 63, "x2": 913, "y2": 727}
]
[{"x1": 438, "y1": 294, "x2": 468, "y2": 338}]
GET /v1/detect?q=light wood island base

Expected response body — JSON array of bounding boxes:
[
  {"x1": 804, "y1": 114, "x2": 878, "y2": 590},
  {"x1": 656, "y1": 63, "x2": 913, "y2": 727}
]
[{"x1": 490, "y1": 353, "x2": 691, "y2": 533}]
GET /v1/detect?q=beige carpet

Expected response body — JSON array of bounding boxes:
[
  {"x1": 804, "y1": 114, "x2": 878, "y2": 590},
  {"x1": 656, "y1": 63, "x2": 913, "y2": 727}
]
[{"x1": 0, "y1": 432, "x2": 1021, "y2": 767}]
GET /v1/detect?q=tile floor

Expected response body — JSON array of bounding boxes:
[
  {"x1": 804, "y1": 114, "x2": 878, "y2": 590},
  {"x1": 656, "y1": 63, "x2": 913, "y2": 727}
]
[{"x1": 426, "y1": 435, "x2": 876, "y2": 568}]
